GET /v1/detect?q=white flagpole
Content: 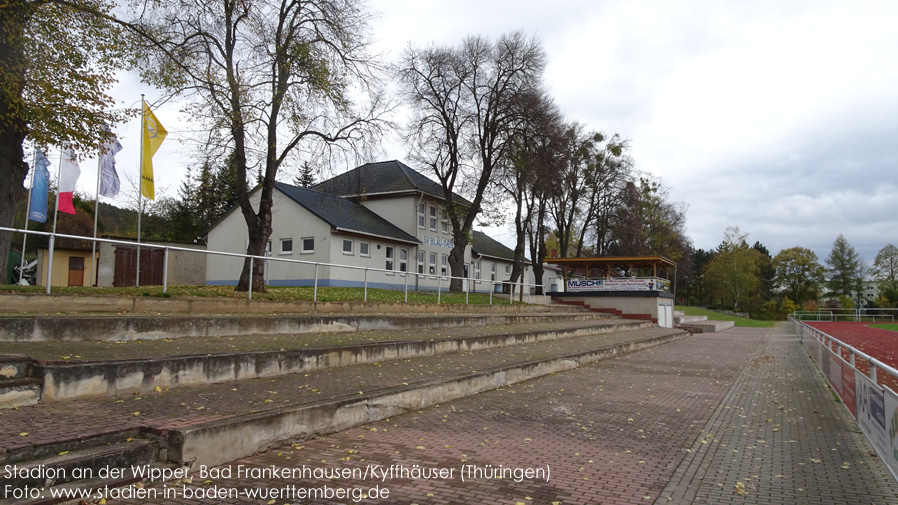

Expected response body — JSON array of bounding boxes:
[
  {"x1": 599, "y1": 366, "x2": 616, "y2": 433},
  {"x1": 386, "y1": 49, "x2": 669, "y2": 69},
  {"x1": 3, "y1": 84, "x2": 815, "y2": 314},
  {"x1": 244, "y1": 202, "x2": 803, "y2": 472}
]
[
  {"x1": 46, "y1": 147, "x2": 63, "y2": 293},
  {"x1": 136, "y1": 95, "x2": 145, "y2": 288},
  {"x1": 19, "y1": 150, "x2": 36, "y2": 284},
  {"x1": 91, "y1": 148, "x2": 102, "y2": 287}
]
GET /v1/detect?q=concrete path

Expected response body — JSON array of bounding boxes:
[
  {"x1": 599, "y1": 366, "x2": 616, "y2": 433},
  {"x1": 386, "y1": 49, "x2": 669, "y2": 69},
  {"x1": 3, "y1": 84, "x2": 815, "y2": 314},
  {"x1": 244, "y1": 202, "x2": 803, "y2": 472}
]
[{"x1": 99, "y1": 323, "x2": 898, "y2": 504}]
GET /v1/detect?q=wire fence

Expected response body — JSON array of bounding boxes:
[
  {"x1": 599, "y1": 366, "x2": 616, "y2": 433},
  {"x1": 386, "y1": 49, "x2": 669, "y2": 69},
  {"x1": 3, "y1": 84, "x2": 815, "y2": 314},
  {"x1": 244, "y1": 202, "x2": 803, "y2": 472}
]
[{"x1": 2, "y1": 226, "x2": 549, "y2": 305}]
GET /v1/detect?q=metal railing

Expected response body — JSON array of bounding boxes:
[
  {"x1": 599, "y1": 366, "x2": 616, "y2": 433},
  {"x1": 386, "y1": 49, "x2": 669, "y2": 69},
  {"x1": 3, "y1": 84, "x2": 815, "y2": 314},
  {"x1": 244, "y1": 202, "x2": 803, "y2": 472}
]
[
  {"x1": 2, "y1": 226, "x2": 550, "y2": 305},
  {"x1": 789, "y1": 315, "x2": 898, "y2": 481},
  {"x1": 790, "y1": 316, "x2": 898, "y2": 392},
  {"x1": 792, "y1": 308, "x2": 897, "y2": 323}
]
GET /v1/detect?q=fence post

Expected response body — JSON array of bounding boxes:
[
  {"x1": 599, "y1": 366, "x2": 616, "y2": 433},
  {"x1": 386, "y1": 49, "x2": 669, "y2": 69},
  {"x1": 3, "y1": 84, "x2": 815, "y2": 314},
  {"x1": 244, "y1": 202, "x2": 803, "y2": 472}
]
[
  {"x1": 364, "y1": 268, "x2": 368, "y2": 302},
  {"x1": 45, "y1": 234, "x2": 55, "y2": 294},
  {"x1": 437, "y1": 275, "x2": 441, "y2": 304},
  {"x1": 404, "y1": 271, "x2": 409, "y2": 303},
  {"x1": 313, "y1": 263, "x2": 319, "y2": 302},
  {"x1": 248, "y1": 257, "x2": 254, "y2": 300},
  {"x1": 871, "y1": 363, "x2": 878, "y2": 384},
  {"x1": 489, "y1": 283, "x2": 492, "y2": 305},
  {"x1": 162, "y1": 247, "x2": 170, "y2": 295}
]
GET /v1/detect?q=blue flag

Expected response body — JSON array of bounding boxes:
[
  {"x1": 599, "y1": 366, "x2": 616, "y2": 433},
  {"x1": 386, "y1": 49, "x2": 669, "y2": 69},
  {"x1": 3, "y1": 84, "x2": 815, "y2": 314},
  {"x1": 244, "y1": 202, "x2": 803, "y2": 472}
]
[{"x1": 28, "y1": 150, "x2": 50, "y2": 223}]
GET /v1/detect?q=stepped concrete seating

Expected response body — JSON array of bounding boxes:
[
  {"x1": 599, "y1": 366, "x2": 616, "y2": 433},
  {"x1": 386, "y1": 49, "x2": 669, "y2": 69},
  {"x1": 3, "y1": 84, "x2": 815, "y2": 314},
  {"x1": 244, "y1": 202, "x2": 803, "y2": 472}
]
[
  {"x1": 0, "y1": 297, "x2": 688, "y2": 502},
  {"x1": 553, "y1": 298, "x2": 655, "y2": 322},
  {"x1": 673, "y1": 310, "x2": 735, "y2": 333}
]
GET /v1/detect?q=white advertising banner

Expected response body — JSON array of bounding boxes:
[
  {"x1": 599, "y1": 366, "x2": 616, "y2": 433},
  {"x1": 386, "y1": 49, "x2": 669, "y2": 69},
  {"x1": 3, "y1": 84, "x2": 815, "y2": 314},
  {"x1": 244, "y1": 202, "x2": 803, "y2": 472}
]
[
  {"x1": 855, "y1": 371, "x2": 892, "y2": 471},
  {"x1": 884, "y1": 387, "x2": 898, "y2": 477},
  {"x1": 566, "y1": 278, "x2": 668, "y2": 292}
]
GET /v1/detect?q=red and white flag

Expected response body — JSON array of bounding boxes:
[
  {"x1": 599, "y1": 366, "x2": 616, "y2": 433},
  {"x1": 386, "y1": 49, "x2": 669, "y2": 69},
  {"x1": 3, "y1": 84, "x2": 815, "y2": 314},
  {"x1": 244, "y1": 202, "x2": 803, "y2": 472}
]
[{"x1": 57, "y1": 147, "x2": 81, "y2": 214}]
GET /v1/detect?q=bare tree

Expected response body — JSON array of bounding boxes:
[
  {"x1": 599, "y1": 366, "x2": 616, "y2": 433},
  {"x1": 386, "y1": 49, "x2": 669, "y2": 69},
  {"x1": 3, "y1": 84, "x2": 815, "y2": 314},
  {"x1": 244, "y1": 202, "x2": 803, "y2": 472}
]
[
  {"x1": 398, "y1": 31, "x2": 546, "y2": 291},
  {"x1": 496, "y1": 89, "x2": 563, "y2": 294},
  {"x1": 550, "y1": 125, "x2": 628, "y2": 258},
  {"x1": 133, "y1": 0, "x2": 388, "y2": 291}
]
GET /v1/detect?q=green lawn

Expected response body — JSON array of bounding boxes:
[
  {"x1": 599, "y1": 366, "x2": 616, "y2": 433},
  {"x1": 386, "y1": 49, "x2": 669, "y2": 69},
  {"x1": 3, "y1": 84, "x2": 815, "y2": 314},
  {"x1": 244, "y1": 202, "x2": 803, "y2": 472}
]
[
  {"x1": 869, "y1": 324, "x2": 898, "y2": 332},
  {"x1": 675, "y1": 306, "x2": 775, "y2": 327},
  {"x1": 0, "y1": 284, "x2": 533, "y2": 306}
]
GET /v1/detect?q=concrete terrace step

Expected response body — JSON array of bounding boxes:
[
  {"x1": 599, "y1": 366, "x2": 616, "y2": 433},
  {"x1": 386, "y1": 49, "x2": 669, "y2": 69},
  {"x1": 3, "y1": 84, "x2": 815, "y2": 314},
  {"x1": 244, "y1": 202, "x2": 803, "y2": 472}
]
[
  {"x1": 673, "y1": 314, "x2": 708, "y2": 324},
  {"x1": 0, "y1": 325, "x2": 688, "y2": 487},
  {"x1": 0, "y1": 311, "x2": 613, "y2": 343},
  {"x1": 13, "y1": 319, "x2": 650, "y2": 402},
  {"x1": 0, "y1": 293, "x2": 590, "y2": 317},
  {"x1": 0, "y1": 436, "x2": 176, "y2": 505},
  {"x1": 678, "y1": 320, "x2": 735, "y2": 333},
  {"x1": 0, "y1": 355, "x2": 41, "y2": 409}
]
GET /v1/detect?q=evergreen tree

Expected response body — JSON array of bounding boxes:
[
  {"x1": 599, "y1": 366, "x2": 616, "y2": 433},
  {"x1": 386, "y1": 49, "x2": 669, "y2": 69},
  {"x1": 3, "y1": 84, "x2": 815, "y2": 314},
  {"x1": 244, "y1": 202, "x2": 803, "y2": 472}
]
[
  {"x1": 825, "y1": 234, "x2": 860, "y2": 298},
  {"x1": 294, "y1": 162, "x2": 316, "y2": 188}
]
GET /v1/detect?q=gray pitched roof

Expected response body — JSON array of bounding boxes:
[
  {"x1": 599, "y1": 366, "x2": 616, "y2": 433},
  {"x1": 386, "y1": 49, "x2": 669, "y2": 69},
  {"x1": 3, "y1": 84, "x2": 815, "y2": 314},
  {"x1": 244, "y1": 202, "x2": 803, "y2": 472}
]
[
  {"x1": 472, "y1": 230, "x2": 516, "y2": 261},
  {"x1": 313, "y1": 160, "x2": 471, "y2": 206},
  {"x1": 275, "y1": 182, "x2": 420, "y2": 244}
]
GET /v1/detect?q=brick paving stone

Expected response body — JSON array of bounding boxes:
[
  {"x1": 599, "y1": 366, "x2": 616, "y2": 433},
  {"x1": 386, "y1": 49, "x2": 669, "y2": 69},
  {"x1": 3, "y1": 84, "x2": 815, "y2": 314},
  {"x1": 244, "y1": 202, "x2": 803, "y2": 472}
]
[
  {"x1": 109, "y1": 326, "x2": 763, "y2": 505},
  {"x1": 658, "y1": 323, "x2": 898, "y2": 505}
]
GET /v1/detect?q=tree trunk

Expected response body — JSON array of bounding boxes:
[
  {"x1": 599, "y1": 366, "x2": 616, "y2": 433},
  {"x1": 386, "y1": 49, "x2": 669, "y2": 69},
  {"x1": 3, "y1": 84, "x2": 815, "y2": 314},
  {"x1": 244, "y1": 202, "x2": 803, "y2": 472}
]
[
  {"x1": 0, "y1": 2, "x2": 30, "y2": 274},
  {"x1": 448, "y1": 234, "x2": 468, "y2": 293}
]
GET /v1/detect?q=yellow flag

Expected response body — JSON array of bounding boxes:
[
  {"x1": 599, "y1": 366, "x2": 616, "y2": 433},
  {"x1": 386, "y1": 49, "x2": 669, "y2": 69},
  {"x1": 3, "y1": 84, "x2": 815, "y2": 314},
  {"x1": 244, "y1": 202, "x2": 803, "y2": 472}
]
[{"x1": 140, "y1": 101, "x2": 167, "y2": 200}]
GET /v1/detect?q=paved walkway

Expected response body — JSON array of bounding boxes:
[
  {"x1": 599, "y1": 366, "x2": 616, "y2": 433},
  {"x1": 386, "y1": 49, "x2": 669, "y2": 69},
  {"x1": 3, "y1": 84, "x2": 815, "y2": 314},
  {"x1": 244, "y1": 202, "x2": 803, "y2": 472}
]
[{"x1": 100, "y1": 323, "x2": 898, "y2": 504}]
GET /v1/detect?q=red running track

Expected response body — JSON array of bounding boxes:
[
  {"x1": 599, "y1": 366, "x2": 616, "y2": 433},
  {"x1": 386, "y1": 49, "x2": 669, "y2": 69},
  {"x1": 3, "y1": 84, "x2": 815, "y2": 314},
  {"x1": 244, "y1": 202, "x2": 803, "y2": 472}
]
[{"x1": 808, "y1": 322, "x2": 898, "y2": 391}]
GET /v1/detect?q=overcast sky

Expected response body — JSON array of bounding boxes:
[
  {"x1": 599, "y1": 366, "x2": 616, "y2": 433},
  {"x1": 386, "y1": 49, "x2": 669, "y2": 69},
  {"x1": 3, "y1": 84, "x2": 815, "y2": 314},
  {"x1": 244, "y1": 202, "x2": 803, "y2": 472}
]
[{"x1": 68, "y1": 0, "x2": 897, "y2": 265}]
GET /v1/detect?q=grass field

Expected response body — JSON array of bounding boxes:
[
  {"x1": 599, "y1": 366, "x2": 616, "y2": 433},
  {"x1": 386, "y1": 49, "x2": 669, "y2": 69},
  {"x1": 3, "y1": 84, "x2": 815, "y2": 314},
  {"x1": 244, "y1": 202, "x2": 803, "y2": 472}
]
[
  {"x1": 869, "y1": 323, "x2": 898, "y2": 332},
  {"x1": 0, "y1": 283, "x2": 534, "y2": 305},
  {"x1": 675, "y1": 306, "x2": 775, "y2": 328}
]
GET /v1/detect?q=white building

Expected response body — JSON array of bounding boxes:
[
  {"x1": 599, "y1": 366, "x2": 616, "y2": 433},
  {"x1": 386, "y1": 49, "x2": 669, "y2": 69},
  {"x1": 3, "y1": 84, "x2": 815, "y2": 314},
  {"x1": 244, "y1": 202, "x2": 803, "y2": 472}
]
[{"x1": 205, "y1": 160, "x2": 542, "y2": 292}]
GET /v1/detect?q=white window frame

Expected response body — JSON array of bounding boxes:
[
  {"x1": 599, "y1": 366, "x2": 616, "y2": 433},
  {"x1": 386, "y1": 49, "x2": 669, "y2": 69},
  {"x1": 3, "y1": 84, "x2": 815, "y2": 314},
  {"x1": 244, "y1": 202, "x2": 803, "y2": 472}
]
[
  {"x1": 475, "y1": 259, "x2": 481, "y2": 280},
  {"x1": 399, "y1": 248, "x2": 408, "y2": 273},
  {"x1": 440, "y1": 209, "x2": 449, "y2": 234},
  {"x1": 418, "y1": 250, "x2": 425, "y2": 274},
  {"x1": 360, "y1": 241, "x2": 370, "y2": 257},
  {"x1": 429, "y1": 205, "x2": 437, "y2": 231},
  {"x1": 490, "y1": 262, "x2": 496, "y2": 281},
  {"x1": 418, "y1": 203, "x2": 426, "y2": 229},
  {"x1": 280, "y1": 238, "x2": 293, "y2": 255},
  {"x1": 385, "y1": 246, "x2": 394, "y2": 272},
  {"x1": 301, "y1": 237, "x2": 314, "y2": 254},
  {"x1": 441, "y1": 254, "x2": 448, "y2": 276},
  {"x1": 505, "y1": 264, "x2": 510, "y2": 275},
  {"x1": 429, "y1": 252, "x2": 437, "y2": 276},
  {"x1": 342, "y1": 239, "x2": 353, "y2": 255}
]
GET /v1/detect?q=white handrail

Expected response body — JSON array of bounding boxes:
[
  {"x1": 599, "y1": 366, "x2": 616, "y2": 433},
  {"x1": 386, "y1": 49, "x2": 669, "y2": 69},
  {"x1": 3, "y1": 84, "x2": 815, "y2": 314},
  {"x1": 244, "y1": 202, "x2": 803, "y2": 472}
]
[{"x1": 1, "y1": 226, "x2": 549, "y2": 304}]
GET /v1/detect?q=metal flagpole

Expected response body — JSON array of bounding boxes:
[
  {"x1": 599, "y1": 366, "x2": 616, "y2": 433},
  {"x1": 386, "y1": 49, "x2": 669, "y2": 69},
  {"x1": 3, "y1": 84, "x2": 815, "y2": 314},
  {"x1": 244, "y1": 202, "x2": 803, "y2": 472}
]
[
  {"x1": 91, "y1": 148, "x2": 102, "y2": 287},
  {"x1": 136, "y1": 95, "x2": 145, "y2": 287},
  {"x1": 19, "y1": 150, "x2": 36, "y2": 284},
  {"x1": 46, "y1": 148, "x2": 63, "y2": 293}
]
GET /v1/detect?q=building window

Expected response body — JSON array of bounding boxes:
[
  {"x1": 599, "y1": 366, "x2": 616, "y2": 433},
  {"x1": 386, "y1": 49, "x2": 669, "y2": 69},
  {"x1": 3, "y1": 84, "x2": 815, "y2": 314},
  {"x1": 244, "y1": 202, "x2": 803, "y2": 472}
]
[
  {"x1": 475, "y1": 259, "x2": 481, "y2": 280},
  {"x1": 441, "y1": 209, "x2": 449, "y2": 233},
  {"x1": 301, "y1": 237, "x2": 314, "y2": 254},
  {"x1": 490, "y1": 262, "x2": 496, "y2": 281},
  {"x1": 385, "y1": 246, "x2": 394, "y2": 271},
  {"x1": 280, "y1": 238, "x2": 293, "y2": 255},
  {"x1": 343, "y1": 239, "x2": 353, "y2": 255},
  {"x1": 429, "y1": 205, "x2": 437, "y2": 231},
  {"x1": 418, "y1": 203, "x2": 425, "y2": 229},
  {"x1": 429, "y1": 252, "x2": 437, "y2": 275},
  {"x1": 360, "y1": 242, "x2": 370, "y2": 257},
  {"x1": 418, "y1": 250, "x2": 425, "y2": 274},
  {"x1": 399, "y1": 248, "x2": 408, "y2": 273},
  {"x1": 441, "y1": 254, "x2": 448, "y2": 276},
  {"x1": 505, "y1": 264, "x2": 510, "y2": 275}
]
